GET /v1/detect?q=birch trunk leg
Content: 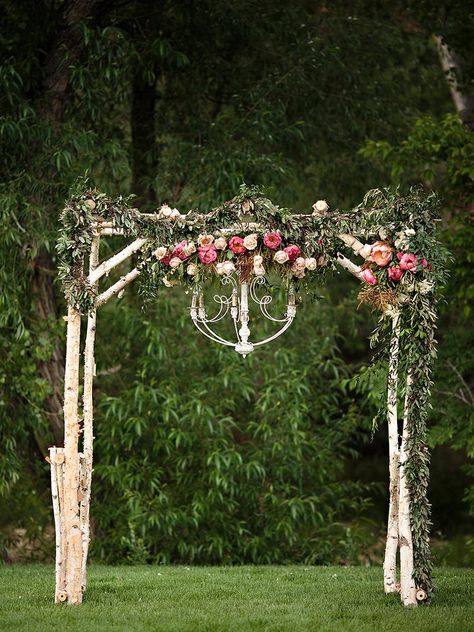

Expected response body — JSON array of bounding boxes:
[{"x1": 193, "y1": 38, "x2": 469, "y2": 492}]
[
  {"x1": 399, "y1": 369, "x2": 417, "y2": 607},
  {"x1": 384, "y1": 311, "x2": 401, "y2": 593},
  {"x1": 80, "y1": 235, "x2": 99, "y2": 592},
  {"x1": 49, "y1": 447, "x2": 67, "y2": 603},
  {"x1": 56, "y1": 449, "x2": 67, "y2": 601},
  {"x1": 62, "y1": 305, "x2": 83, "y2": 605}
]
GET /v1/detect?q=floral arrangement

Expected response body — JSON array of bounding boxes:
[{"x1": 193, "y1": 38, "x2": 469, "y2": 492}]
[{"x1": 153, "y1": 212, "x2": 322, "y2": 286}]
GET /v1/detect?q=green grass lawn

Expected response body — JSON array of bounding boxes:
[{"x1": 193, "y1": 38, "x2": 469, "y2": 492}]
[{"x1": 0, "y1": 565, "x2": 473, "y2": 632}]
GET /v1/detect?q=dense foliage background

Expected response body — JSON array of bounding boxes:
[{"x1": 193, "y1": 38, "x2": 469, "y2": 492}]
[{"x1": 0, "y1": 0, "x2": 472, "y2": 565}]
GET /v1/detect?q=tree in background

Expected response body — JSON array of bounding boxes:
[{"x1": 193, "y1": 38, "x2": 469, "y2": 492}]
[{"x1": 0, "y1": 0, "x2": 472, "y2": 560}]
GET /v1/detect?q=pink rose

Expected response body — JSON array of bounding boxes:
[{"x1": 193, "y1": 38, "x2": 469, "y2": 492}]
[
  {"x1": 172, "y1": 240, "x2": 189, "y2": 261},
  {"x1": 198, "y1": 245, "x2": 217, "y2": 264},
  {"x1": 362, "y1": 268, "x2": 377, "y2": 285},
  {"x1": 420, "y1": 257, "x2": 431, "y2": 270},
  {"x1": 263, "y1": 231, "x2": 282, "y2": 250},
  {"x1": 160, "y1": 254, "x2": 172, "y2": 266},
  {"x1": 397, "y1": 252, "x2": 418, "y2": 272},
  {"x1": 283, "y1": 244, "x2": 301, "y2": 262},
  {"x1": 228, "y1": 236, "x2": 247, "y2": 254},
  {"x1": 387, "y1": 266, "x2": 404, "y2": 282},
  {"x1": 370, "y1": 241, "x2": 393, "y2": 267}
]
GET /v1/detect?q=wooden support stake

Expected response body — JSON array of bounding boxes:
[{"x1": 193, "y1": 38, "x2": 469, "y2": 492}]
[
  {"x1": 62, "y1": 305, "x2": 83, "y2": 605},
  {"x1": 384, "y1": 311, "x2": 401, "y2": 593},
  {"x1": 80, "y1": 235, "x2": 99, "y2": 591},
  {"x1": 399, "y1": 369, "x2": 417, "y2": 607}
]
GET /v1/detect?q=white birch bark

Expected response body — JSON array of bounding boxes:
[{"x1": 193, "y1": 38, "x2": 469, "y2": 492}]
[
  {"x1": 399, "y1": 369, "x2": 417, "y2": 607},
  {"x1": 95, "y1": 267, "x2": 141, "y2": 306},
  {"x1": 80, "y1": 235, "x2": 99, "y2": 591},
  {"x1": 434, "y1": 35, "x2": 474, "y2": 127},
  {"x1": 62, "y1": 305, "x2": 83, "y2": 605},
  {"x1": 383, "y1": 311, "x2": 401, "y2": 593},
  {"x1": 87, "y1": 237, "x2": 147, "y2": 285},
  {"x1": 49, "y1": 447, "x2": 66, "y2": 602},
  {"x1": 336, "y1": 253, "x2": 365, "y2": 281}
]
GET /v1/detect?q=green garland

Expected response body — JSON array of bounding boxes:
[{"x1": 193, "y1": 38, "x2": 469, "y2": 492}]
[{"x1": 57, "y1": 180, "x2": 447, "y2": 597}]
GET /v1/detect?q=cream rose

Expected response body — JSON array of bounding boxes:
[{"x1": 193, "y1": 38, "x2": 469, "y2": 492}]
[
  {"x1": 216, "y1": 262, "x2": 225, "y2": 275},
  {"x1": 274, "y1": 250, "x2": 289, "y2": 264},
  {"x1": 222, "y1": 261, "x2": 236, "y2": 275},
  {"x1": 243, "y1": 234, "x2": 258, "y2": 250},
  {"x1": 187, "y1": 263, "x2": 198, "y2": 276},
  {"x1": 305, "y1": 257, "x2": 317, "y2": 270},
  {"x1": 170, "y1": 208, "x2": 181, "y2": 219},
  {"x1": 185, "y1": 241, "x2": 196, "y2": 255},
  {"x1": 160, "y1": 204, "x2": 172, "y2": 218},
  {"x1": 253, "y1": 254, "x2": 263, "y2": 265},
  {"x1": 214, "y1": 236, "x2": 227, "y2": 250},
  {"x1": 254, "y1": 265, "x2": 265, "y2": 277},
  {"x1": 312, "y1": 199, "x2": 329, "y2": 214},
  {"x1": 154, "y1": 246, "x2": 168, "y2": 259},
  {"x1": 294, "y1": 256, "x2": 306, "y2": 269},
  {"x1": 198, "y1": 234, "x2": 214, "y2": 247},
  {"x1": 169, "y1": 257, "x2": 182, "y2": 269}
]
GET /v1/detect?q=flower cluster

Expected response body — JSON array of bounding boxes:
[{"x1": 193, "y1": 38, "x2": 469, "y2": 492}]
[
  {"x1": 154, "y1": 231, "x2": 319, "y2": 282},
  {"x1": 361, "y1": 240, "x2": 431, "y2": 289}
]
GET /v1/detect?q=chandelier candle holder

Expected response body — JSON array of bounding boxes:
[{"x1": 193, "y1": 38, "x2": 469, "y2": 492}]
[{"x1": 190, "y1": 272, "x2": 296, "y2": 357}]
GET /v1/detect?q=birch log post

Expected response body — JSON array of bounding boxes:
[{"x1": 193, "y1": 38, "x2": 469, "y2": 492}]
[
  {"x1": 80, "y1": 235, "x2": 100, "y2": 592},
  {"x1": 62, "y1": 304, "x2": 83, "y2": 605},
  {"x1": 383, "y1": 311, "x2": 401, "y2": 593},
  {"x1": 399, "y1": 369, "x2": 417, "y2": 606},
  {"x1": 49, "y1": 447, "x2": 67, "y2": 602}
]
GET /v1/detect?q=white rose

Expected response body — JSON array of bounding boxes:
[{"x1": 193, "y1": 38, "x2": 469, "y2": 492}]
[
  {"x1": 216, "y1": 262, "x2": 225, "y2": 275},
  {"x1": 214, "y1": 236, "x2": 227, "y2": 250},
  {"x1": 254, "y1": 265, "x2": 265, "y2": 277},
  {"x1": 253, "y1": 254, "x2": 263, "y2": 265},
  {"x1": 243, "y1": 233, "x2": 258, "y2": 250},
  {"x1": 274, "y1": 250, "x2": 289, "y2": 264},
  {"x1": 155, "y1": 246, "x2": 168, "y2": 260},
  {"x1": 170, "y1": 208, "x2": 181, "y2": 219},
  {"x1": 160, "y1": 204, "x2": 172, "y2": 218},
  {"x1": 187, "y1": 263, "x2": 198, "y2": 276},
  {"x1": 198, "y1": 234, "x2": 214, "y2": 247},
  {"x1": 222, "y1": 261, "x2": 235, "y2": 275},
  {"x1": 312, "y1": 199, "x2": 329, "y2": 213},
  {"x1": 169, "y1": 257, "x2": 182, "y2": 268},
  {"x1": 294, "y1": 257, "x2": 306, "y2": 269},
  {"x1": 185, "y1": 241, "x2": 196, "y2": 255},
  {"x1": 305, "y1": 257, "x2": 317, "y2": 270}
]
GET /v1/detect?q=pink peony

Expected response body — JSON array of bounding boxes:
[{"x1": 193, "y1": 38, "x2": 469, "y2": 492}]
[
  {"x1": 160, "y1": 254, "x2": 172, "y2": 266},
  {"x1": 228, "y1": 236, "x2": 247, "y2": 254},
  {"x1": 263, "y1": 231, "x2": 282, "y2": 250},
  {"x1": 172, "y1": 240, "x2": 189, "y2": 261},
  {"x1": 283, "y1": 244, "x2": 301, "y2": 262},
  {"x1": 397, "y1": 252, "x2": 418, "y2": 272},
  {"x1": 362, "y1": 268, "x2": 377, "y2": 285},
  {"x1": 198, "y1": 245, "x2": 217, "y2": 264},
  {"x1": 387, "y1": 266, "x2": 404, "y2": 282},
  {"x1": 370, "y1": 241, "x2": 393, "y2": 267}
]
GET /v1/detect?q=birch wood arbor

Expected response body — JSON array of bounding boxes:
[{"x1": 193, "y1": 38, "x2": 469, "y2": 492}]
[{"x1": 51, "y1": 183, "x2": 445, "y2": 606}]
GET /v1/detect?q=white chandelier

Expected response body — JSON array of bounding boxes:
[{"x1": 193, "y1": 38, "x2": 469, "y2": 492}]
[{"x1": 190, "y1": 274, "x2": 296, "y2": 357}]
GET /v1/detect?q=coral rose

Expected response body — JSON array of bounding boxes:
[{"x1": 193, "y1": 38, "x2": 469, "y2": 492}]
[
  {"x1": 283, "y1": 244, "x2": 301, "y2": 262},
  {"x1": 370, "y1": 241, "x2": 393, "y2": 267},
  {"x1": 397, "y1": 252, "x2": 418, "y2": 272},
  {"x1": 263, "y1": 231, "x2": 282, "y2": 250},
  {"x1": 228, "y1": 236, "x2": 247, "y2": 254},
  {"x1": 387, "y1": 266, "x2": 404, "y2": 282},
  {"x1": 198, "y1": 245, "x2": 217, "y2": 264},
  {"x1": 198, "y1": 234, "x2": 214, "y2": 247},
  {"x1": 362, "y1": 268, "x2": 377, "y2": 285}
]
